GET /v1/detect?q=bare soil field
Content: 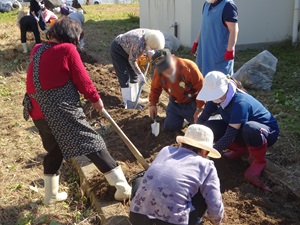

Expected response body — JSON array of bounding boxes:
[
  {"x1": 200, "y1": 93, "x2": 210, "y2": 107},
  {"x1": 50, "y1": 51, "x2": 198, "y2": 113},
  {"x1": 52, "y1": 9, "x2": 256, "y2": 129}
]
[
  {"x1": 0, "y1": 4, "x2": 300, "y2": 225},
  {"x1": 82, "y1": 60, "x2": 300, "y2": 225}
]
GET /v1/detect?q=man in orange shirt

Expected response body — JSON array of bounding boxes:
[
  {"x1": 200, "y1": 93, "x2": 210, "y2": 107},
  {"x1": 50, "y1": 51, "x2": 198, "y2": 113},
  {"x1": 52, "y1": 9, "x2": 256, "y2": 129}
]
[{"x1": 149, "y1": 49, "x2": 205, "y2": 131}]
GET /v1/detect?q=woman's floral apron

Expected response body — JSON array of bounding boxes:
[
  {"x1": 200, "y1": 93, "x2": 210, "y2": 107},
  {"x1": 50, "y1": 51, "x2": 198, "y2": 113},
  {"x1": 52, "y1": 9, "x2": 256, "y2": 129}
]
[{"x1": 23, "y1": 44, "x2": 106, "y2": 159}]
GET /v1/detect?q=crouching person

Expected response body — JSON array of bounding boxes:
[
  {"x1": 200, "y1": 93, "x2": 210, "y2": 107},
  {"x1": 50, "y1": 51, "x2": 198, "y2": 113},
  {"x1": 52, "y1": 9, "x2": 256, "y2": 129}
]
[
  {"x1": 130, "y1": 125, "x2": 224, "y2": 225},
  {"x1": 197, "y1": 71, "x2": 279, "y2": 191},
  {"x1": 149, "y1": 49, "x2": 205, "y2": 132},
  {"x1": 23, "y1": 18, "x2": 131, "y2": 206}
]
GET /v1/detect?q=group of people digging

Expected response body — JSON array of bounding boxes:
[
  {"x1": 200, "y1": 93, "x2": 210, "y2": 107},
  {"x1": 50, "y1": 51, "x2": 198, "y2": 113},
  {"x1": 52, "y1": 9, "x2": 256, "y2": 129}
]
[
  {"x1": 22, "y1": 0, "x2": 279, "y2": 225},
  {"x1": 17, "y1": 0, "x2": 85, "y2": 53}
]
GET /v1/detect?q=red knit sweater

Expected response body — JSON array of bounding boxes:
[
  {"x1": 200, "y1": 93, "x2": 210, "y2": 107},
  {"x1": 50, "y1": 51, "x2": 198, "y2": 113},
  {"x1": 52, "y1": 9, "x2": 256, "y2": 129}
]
[{"x1": 26, "y1": 43, "x2": 100, "y2": 120}]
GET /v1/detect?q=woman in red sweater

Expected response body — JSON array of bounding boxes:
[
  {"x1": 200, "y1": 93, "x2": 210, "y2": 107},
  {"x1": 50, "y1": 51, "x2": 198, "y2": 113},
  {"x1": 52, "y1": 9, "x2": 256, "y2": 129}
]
[{"x1": 23, "y1": 18, "x2": 131, "y2": 206}]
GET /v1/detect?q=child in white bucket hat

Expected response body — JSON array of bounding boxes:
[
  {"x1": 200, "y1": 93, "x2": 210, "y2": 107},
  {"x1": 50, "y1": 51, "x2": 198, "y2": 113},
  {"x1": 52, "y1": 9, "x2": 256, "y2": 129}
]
[
  {"x1": 196, "y1": 71, "x2": 279, "y2": 191},
  {"x1": 130, "y1": 124, "x2": 224, "y2": 225}
]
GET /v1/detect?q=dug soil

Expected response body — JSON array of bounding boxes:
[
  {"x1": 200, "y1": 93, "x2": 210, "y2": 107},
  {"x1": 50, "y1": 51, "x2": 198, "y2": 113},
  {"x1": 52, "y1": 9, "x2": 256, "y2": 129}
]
[{"x1": 80, "y1": 57, "x2": 300, "y2": 225}]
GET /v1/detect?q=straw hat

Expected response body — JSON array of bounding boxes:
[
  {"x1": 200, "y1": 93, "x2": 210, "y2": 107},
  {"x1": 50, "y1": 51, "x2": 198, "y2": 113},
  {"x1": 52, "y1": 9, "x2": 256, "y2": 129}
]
[
  {"x1": 197, "y1": 71, "x2": 230, "y2": 101},
  {"x1": 176, "y1": 124, "x2": 221, "y2": 159}
]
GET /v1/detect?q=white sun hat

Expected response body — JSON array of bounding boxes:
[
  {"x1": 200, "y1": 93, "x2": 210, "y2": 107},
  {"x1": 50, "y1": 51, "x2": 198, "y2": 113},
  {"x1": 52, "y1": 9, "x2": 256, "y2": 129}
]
[
  {"x1": 197, "y1": 71, "x2": 230, "y2": 101},
  {"x1": 176, "y1": 124, "x2": 221, "y2": 159}
]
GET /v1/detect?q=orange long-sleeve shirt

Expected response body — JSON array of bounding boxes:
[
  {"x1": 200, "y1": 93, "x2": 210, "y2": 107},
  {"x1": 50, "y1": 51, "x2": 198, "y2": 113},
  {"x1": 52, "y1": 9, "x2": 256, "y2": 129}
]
[{"x1": 149, "y1": 57, "x2": 205, "y2": 109}]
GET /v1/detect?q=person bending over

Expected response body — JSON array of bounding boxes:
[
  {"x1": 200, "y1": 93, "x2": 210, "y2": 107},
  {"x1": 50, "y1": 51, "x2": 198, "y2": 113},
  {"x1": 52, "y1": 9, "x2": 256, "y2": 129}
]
[
  {"x1": 130, "y1": 124, "x2": 224, "y2": 225},
  {"x1": 18, "y1": 12, "x2": 42, "y2": 53},
  {"x1": 111, "y1": 28, "x2": 165, "y2": 108}
]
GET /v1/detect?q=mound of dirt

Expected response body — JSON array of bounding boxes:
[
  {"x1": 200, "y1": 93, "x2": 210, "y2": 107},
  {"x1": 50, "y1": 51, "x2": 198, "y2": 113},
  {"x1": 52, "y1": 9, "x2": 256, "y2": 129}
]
[{"x1": 82, "y1": 59, "x2": 300, "y2": 225}]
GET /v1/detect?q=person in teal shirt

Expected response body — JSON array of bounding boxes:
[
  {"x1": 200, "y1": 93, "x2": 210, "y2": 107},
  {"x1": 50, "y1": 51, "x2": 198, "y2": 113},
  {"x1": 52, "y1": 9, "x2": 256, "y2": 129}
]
[
  {"x1": 197, "y1": 71, "x2": 279, "y2": 191},
  {"x1": 192, "y1": 0, "x2": 239, "y2": 76}
]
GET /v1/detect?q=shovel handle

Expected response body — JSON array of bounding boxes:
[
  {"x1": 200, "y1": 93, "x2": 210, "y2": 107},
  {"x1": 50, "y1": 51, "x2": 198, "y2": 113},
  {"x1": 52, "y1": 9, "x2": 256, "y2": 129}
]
[
  {"x1": 102, "y1": 108, "x2": 149, "y2": 170},
  {"x1": 134, "y1": 81, "x2": 145, "y2": 109},
  {"x1": 144, "y1": 61, "x2": 150, "y2": 76}
]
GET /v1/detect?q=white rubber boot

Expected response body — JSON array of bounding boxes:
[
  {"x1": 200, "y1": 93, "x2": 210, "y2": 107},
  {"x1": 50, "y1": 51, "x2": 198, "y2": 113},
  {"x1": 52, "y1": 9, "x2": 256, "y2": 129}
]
[
  {"x1": 121, "y1": 87, "x2": 131, "y2": 109},
  {"x1": 22, "y1": 43, "x2": 28, "y2": 53},
  {"x1": 129, "y1": 82, "x2": 148, "y2": 104},
  {"x1": 44, "y1": 174, "x2": 68, "y2": 206},
  {"x1": 104, "y1": 166, "x2": 132, "y2": 201},
  {"x1": 129, "y1": 82, "x2": 138, "y2": 102}
]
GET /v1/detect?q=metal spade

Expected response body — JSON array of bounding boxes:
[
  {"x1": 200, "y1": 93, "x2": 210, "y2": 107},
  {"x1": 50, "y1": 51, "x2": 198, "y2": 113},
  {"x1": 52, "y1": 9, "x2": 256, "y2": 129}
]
[
  {"x1": 127, "y1": 81, "x2": 145, "y2": 109},
  {"x1": 151, "y1": 116, "x2": 160, "y2": 137}
]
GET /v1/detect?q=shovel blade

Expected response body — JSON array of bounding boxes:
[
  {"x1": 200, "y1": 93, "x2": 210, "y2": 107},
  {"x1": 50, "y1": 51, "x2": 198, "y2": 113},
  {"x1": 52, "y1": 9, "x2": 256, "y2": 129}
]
[
  {"x1": 127, "y1": 100, "x2": 137, "y2": 109},
  {"x1": 151, "y1": 122, "x2": 160, "y2": 137}
]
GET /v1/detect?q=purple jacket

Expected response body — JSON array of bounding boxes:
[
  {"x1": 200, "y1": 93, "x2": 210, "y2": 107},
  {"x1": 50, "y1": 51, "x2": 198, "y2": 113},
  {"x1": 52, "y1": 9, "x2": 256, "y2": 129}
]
[{"x1": 130, "y1": 146, "x2": 224, "y2": 225}]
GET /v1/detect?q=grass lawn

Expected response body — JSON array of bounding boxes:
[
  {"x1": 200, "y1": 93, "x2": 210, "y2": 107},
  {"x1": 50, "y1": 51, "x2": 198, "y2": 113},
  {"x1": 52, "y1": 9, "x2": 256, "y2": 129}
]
[{"x1": 0, "y1": 4, "x2": 299, "y2": 225}]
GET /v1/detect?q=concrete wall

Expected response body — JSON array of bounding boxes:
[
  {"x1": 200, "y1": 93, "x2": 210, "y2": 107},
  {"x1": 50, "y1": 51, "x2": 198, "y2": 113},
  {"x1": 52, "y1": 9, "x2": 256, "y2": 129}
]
[
  {"x1": 140, "y1": 0, "x2": 198, "y2": 46},
  {"x1": 140, "y1": 0, "x2": 298, "y2": 48}
]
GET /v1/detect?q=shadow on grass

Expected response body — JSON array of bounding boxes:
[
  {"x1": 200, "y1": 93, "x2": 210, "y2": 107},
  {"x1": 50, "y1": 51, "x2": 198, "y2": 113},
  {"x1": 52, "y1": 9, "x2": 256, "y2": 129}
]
[
  {"x1": 83, "y1": 18, "x2": 139, "y2": 64},
  {"x1": 0, "y1": 47, "x2": 31, "y2": 75},
  {"x1": 0, "y1": 160, "x2": 98, "y2": 225}
]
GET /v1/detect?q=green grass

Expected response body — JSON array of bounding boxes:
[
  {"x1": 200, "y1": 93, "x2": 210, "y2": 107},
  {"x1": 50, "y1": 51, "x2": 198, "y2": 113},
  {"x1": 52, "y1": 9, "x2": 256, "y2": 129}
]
[
  {"x1": 236, "y1": 41, "x2": 300, "y2": 136},
  {"x1": 83, "y1": 5, "x2": 140, "y2": 62},
  {"x1": 0, "y1": 10, "x2": 18, "y2": 22}
]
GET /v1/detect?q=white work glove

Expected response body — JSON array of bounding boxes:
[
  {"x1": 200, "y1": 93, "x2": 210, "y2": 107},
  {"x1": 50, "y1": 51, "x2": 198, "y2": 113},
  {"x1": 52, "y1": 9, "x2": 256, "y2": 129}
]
[{"x1": 139, "y1": 73, "x2": 146, "y2": 84}]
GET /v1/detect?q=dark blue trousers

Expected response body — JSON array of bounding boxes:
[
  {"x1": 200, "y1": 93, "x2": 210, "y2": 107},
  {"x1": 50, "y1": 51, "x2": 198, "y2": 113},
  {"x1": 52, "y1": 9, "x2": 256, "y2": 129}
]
[
  {"x1": 110, "y1": 39, "x2": 138, "y2": 88},
  {"x1": 204, "y1": 120, "x2": 279, "y2": 147},
  {"x1": 164, "y1": 100, "x2": 196, "y2": 131},
  {"x1": 20, "y1": 16, "x2": 41, "y2": 44}
]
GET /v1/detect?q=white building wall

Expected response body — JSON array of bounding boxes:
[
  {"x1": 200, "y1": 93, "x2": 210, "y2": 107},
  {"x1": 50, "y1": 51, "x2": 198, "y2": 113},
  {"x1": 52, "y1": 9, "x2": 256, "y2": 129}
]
[{"x1": 140, "y1": 0, "x2": 298, "y2": 48}]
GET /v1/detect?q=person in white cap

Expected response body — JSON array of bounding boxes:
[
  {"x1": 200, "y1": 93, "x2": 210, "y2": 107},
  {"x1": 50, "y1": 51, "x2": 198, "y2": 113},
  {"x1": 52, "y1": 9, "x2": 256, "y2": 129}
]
[
  {"x1": 196, "y1": 71, "x2": 279, "y2": 191},
  {"x1": 130, "y1": 124, "x2": 224, "y2": 225},
  {"x1": 111, "y1": 28, "x2": 165, "y2": 109}
]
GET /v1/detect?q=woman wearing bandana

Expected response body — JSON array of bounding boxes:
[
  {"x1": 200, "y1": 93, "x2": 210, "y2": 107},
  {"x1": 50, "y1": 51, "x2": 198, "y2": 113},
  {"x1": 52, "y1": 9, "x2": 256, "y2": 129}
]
[{"x1": 197, "y1": 71, "x2": 279, "y2": 191}]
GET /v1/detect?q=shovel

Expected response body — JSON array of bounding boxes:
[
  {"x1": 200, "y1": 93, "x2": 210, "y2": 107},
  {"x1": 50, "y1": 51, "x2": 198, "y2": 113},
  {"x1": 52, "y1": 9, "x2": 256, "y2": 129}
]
[
  {"x1": 127, "y1": 81, "x2": 145, "y2": 109},
  {"x1": 127, "y1": 61, "x2": 150, "y2": 109},
  {"x1": 102, "y1": 108, "x2": 149, "y2": 170},
  {"x1": 151, "y1": 116, "x2": 160, "y2": 137}
]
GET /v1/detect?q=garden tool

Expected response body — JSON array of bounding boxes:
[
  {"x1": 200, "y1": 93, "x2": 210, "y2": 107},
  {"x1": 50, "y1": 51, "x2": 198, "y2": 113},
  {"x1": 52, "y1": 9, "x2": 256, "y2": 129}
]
[
  {"x1": 102, "y1": 108, "x2": 149, "y2": 170},
  {"x1": 127, "y1": 61, "x2": 150, "y2": 109},
  {"x1": 127, "y1": 81, "x2": 145, "y2": 109},
  {"x1": 151, "y1": 116, "x2": 160, "y2": 137}
]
